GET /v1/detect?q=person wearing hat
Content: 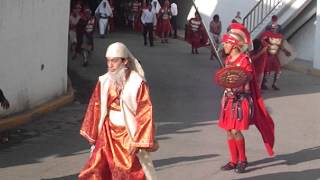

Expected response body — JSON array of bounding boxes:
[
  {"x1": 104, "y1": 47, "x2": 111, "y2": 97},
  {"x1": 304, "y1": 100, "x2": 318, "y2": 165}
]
[
  {"x1": 217, "y1": 23, "x2": 275, "y2": 173},
  {"x1": 260, "y1": 15, "x2": 291, "y2": 90},
  {"x1": 95, "y1": 0, "x2": 113, "y2": 38},
  {"x1": 79, "y1": 42, "x2": 158, "y2": 180}
]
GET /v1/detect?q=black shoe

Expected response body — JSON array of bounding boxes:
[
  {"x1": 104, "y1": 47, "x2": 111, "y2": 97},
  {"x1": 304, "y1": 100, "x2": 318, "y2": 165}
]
[
  {"x1": 272, "y1": 84, "x2": 280, "y2": 90},
  {"x1": 72, "y1": 54, "x2": 77, "y2": 60},
  {"x1": 235, "y1": 161, "x2": 248, "y2": 173},
  {"x1": 220, "y1": 162, "x2": 236, "y2": 171},
  {"x1": 82, "y1": 61, "x2": 88, "y2": 67},
  {"x1": 261, "y1": 84, "x2": 268, "y2": 90},
  {"x1": 150, "y1": 44, "x2": 154, "y2": 47},
  {"x1": 195, "y1": 50, "x2": 199, "y2": 54}
]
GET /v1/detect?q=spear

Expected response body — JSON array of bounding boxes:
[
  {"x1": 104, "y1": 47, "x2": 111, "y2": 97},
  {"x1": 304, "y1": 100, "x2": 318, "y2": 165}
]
[{"x1": 191, "y1": 0, "x2": 224, "y2": 68}]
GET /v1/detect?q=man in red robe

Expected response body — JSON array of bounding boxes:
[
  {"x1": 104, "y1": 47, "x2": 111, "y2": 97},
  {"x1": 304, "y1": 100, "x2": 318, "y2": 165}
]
[
  {"x1": 186, "y1": 11, "x2": 209, "y2": 54},
  {"x1": 260, "y1": 15, "x2": 291, "y2": 90},
  {"x1": 79, "y1": 42, "x2": 158, "y2": 180},
  {"x1": 158, "y1": 0, "x2": 172, "y2": 43},
  {"x1": 210, "y1": 14, "x2": 222, "y2": 60},
  {"x1": 132, "y1": 0, "x2": 142, "y2": 31},
  {"x1": 216, "y1": 23, "x2": 275, "y2": 173}
]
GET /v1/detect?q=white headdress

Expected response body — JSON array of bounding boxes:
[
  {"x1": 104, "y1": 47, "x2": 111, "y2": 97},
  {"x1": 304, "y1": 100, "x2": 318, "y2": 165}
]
[
  {"x1": 95, "y1": 0, "x2": 113, "y2": 17},
  {"x1": 105, "y1": 42, "x2": 145, "y2": 80}
]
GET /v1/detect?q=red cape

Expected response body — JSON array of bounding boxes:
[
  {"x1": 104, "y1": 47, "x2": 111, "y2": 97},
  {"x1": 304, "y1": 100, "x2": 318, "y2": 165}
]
[{"x1": 250, "y1": 66, "x2": 275, "y2": 156}]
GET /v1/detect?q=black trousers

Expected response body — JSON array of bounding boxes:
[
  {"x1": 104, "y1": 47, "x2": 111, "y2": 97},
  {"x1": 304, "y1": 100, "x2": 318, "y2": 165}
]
[
  {"x1": 143, "y1": 23, "x2": 154, "y2": 46},
  {"x1": 171, "y1": 16, "x2": 177, "y2": 37}
]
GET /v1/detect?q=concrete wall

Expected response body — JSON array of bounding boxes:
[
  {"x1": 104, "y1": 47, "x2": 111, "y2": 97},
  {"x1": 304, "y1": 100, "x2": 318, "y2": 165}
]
[
  {"x1": 0, "y1": 0, "x2": 70, "y2": 116},
  {"x1": 184, "y1": 0, "x2": 259, "y2": 32},
  {"x1": 288, "y1": 16, "x2": 316, "y2": 62}
]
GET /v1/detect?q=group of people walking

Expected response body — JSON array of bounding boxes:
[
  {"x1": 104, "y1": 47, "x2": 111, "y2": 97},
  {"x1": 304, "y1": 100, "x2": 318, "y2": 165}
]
[
  {"x1": 140, "y1": 0, "x2": 178, "y2": 46},
  {"x1": 69, "y1": 1, "x2": 294, "y2": 179},
  {"x1": 186, "y1": 11, "x2": 290, "y2": 91},
  {"x1": 69, "y1": 1, "x2": 97, "y2": 67}
]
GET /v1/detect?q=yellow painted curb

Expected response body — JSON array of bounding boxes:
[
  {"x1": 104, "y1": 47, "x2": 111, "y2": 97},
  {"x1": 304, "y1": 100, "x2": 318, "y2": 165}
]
[{"x1": 0, "y1": 88, "x2": 74, "y2": 132}]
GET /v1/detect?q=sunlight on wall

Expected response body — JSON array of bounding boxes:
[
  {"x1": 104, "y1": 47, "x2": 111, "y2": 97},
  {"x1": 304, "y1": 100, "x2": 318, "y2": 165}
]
[{"x1": 187, "y1": 0, "x2": 218, "y2": 20}]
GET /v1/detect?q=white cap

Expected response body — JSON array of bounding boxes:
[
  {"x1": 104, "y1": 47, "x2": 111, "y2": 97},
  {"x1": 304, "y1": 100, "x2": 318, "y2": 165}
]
[{"x1": 105, "y1": 42, "x2": 145, "y2": 80}]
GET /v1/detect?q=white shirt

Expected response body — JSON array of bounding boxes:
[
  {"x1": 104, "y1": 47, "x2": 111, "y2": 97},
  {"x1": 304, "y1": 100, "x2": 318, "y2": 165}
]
[
  {"x1": 171, "y1": 3, "x2": 178, "y2": 16},
  {"x1": 141, "y1": 9, "x2": 156, "y2": 25}
]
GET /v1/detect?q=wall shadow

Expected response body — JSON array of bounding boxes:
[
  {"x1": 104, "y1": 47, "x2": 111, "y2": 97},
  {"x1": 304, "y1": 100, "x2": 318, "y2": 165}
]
[
  {"x1": 236, "y1": 168, "x2": 320, "y2": 180},
  {"x1": 247, "y1": 146, "x2": 320, "y2": 172}
]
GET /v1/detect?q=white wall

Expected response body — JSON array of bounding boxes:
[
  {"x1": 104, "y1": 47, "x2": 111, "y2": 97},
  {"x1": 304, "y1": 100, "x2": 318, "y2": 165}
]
[
  {"x1": 288, "y1": 16, "x2": 316, "y2": 61},
  {"x1": 0, "y1": 0, "x2": 70, "y2": 116},
  {"x1": 191, "y1": 0, "x2": 260, "y2": 33},
  {"x1": 314, "y1": 0, "x2": 320, "y2": 68}
]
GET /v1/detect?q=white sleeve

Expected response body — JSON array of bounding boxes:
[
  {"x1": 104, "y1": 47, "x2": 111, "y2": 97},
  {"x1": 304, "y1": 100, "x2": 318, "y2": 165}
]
[
  {"x1": 141, "y1": 11, "x2": 145, "y2": 25},
  {"x1": 105, "y1": 1, "x2": 113, "y2": 17}
]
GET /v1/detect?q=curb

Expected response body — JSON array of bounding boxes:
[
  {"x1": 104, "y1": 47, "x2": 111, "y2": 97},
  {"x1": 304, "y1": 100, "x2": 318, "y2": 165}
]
[
  {"x1": 283, "y1": 63, "x2": 320, "y2": 77},
  {"x1": 0, "y1": 81, "x2": 75, "y2": 132}
]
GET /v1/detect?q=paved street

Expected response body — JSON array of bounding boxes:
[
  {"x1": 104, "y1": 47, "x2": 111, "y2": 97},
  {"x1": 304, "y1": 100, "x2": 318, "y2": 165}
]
[{"x1": 1, "y1": 31, "x2": 320, "y2": 180}]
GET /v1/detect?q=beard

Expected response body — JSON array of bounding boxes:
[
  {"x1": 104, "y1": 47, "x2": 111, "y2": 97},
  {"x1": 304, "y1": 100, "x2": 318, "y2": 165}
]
[{"x1": 108, "y1": 64, "x2": 127, "y2": 90}]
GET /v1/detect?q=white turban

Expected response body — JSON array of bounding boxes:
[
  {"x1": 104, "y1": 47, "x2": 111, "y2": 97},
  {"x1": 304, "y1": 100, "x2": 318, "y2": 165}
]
[{"x1": 105, "y1": 42, "x2": 145, "y2": 80}]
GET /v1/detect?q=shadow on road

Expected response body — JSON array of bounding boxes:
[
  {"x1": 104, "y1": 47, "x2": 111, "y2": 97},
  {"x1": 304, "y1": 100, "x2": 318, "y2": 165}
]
[
  {"x1": 42, "y1": 174, "x2": 78, "y2": 180},
  {"x1": 154, "y1": 153, "x2": 219, "y2": 168},
  {"x1": 0, "y1": 105, "x2": 89, "y2": 168},
  {"x1": 247, "y1": 146, "x2": 320, "y2": 171},
  {"x1": 235, "y1": 168, "x2": 320, "y2": 180}
]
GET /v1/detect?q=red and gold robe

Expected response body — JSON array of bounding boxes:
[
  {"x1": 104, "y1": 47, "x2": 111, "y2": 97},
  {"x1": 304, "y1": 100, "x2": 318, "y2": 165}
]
[{"x1": 79, "y1": 71, "x2": 155, "y2": 180}]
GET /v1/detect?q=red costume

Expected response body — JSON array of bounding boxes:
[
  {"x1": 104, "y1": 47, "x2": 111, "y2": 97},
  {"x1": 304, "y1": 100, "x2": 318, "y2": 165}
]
[
  {"x1": 260, "y1": 31, "x2": 283, "y2": 74},
  {"x1": 158, "y1": 8, "x2": 171, "y2": 33},
  {"x1": 218, "y1": 53, "x2": 275, "y2": 156},
  {"x1": 132, "y1": 1, "x2": 142, "y2": 31},
  {"x1": 185, "y1": 16, "x2": 209, "y2": 53},
  {"x1": 134, "y1": 4, "x2": 147, "y2": 32},
  {"x1": 158, "y1": 4, "x2": 171, "y2": 42},
  {"x1": 260, "y1": 28, "x2": 285, "y2": 90},
  {"x1": 108, "y1": 0, "x2": 115, "y2": 32},
  {"x1": 78, "y1": 43, "x2": 158, "y2": 179},
  {"x1": 216, "y1": 24, "x2": 275, "y2": 173}
]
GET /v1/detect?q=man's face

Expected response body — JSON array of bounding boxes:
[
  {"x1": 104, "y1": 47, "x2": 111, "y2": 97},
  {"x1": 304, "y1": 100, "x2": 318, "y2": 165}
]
[
  {"x1": 106, "y1": 57, "x2": 127, "y2": 72},
  {"x1": 223, "y1": 42, "x2": 234, "y2": 54}
]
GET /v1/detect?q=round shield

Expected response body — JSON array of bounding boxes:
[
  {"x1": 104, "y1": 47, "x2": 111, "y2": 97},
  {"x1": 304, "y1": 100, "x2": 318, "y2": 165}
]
[{"x1": 215, "y1": 66, "x2": 250, "y2": 88}]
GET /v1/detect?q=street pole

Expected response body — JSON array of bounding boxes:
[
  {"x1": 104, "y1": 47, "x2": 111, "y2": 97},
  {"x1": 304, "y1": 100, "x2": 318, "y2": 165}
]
[{"x1": 191, "y1": 0, "x2": 224, "y2": 68}]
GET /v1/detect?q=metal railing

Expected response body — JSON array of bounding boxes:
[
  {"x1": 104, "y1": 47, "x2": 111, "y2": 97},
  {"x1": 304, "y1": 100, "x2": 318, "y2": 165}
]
[{"x1": 243, "y1": 0, "x2": 282, "y2": 33}]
